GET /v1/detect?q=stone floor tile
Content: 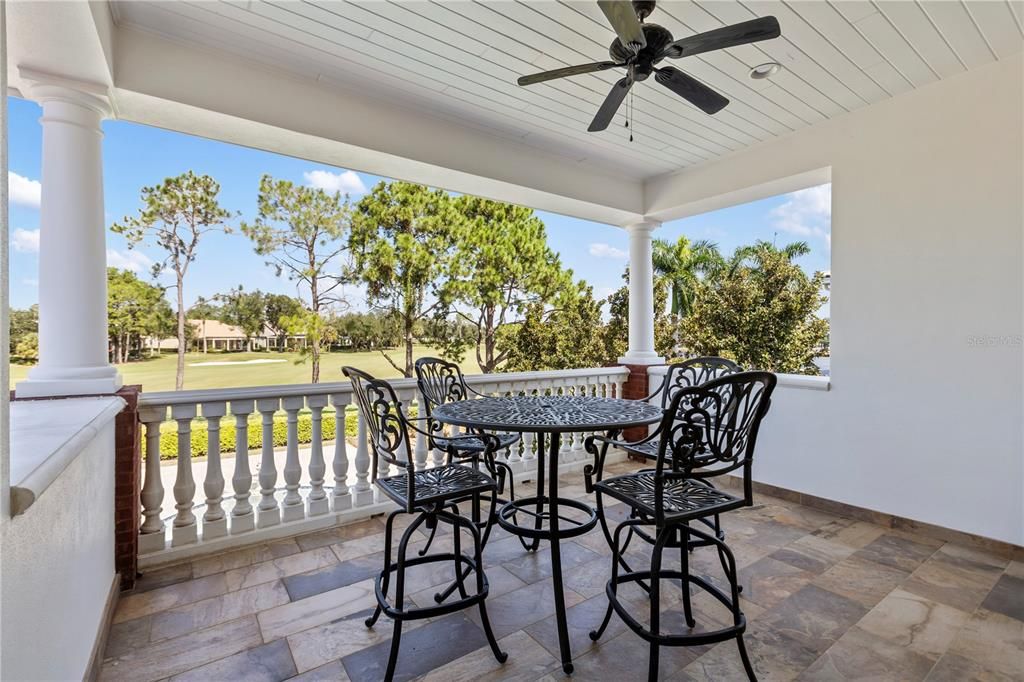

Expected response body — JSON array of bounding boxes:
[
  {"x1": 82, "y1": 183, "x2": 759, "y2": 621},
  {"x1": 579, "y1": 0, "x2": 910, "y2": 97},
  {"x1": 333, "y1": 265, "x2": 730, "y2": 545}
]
[
  {"x1": 681, "y1": 627, "x2": 820, "y2": 682},
  {"x1": 948, "y1": 608, "x2": 1024, "y2": 678},
  {"x1": 192, "y1": 539, "x2": 301, "y2": 578},
  {"x1": 855, "y1": 589, "x2": 970, "y2": 658},
  {"x1": 981, "y1": 574, "x2": 1024, "y2": 622},
  {"x1": 151, "y1": 580, "x2": 291, "y2": 642},
  {"x1": 134, "y1": 563, "x2": 194, "y2": 594},
  {"x1": 770, "y1": 534, "x2": 856, "y2": 575},
  {"x1": 330, "y1": 532, "x2": 387, "y2": 562},
  {"x1": 100, "y1": 616, "x2": 263, "y2": 681},
  {"x1": 285, "y1": 659, "x2": 350, "y2": 681},
  {"x1": 737, "y1": 557, "x2": 816, "y2": 609},
  {"x1": 169, "y1": 638, "x2": 296, "y2": 682},
  {"x1": 813, "y1": 555, "x2": 909, "y2": 608},
  {"x1": 466, "y1": 577, "x2": 585, "y2": 638},
  {"x1": 419, "y1": 630, "x2": 559, "y2": 682},
  {"x1": 853, "y1": 533, "x2": 941, "y2": 573},
  {"x1": 924, "y1": 653, "x2": 1019, "y2": 681},
  {"x1": 502, "y1": 541, "x2": 601, "y2": 584},
  {"x1": 549, "y1": 626, "x2": 698, "y2": 681},
  {"x1": 286, "y1": 607, "x2": 425, "y2": 673},
  {"x1": 903, "y1": 546, "x2": 1004, "y2": 613},
  {"x1": 1005, "y1": 560, "x2": 1024, "y2": 579},
  {"x1": 295, "y1": 518, "x2": 387, "y2": 552},
  {"x1": 259, "y1": 579, "x2": 376, "y2": 642},
  {"x1": 811, "y1": 520, "x2": 887, "y2": 550},
  {"x1": 341, "y1": 614, "x2": 487, "y2": 682},
  {"x1": 114, "y1": 573, "x2": 229, "y2": 624},
  {"x1": 937, "y1": 542, "x2": 1011, "y2": 571},
  {"x1": 756, "y1": 585, "x2": 869, "y2": 655},
  {"x1": 104, "y1": 615, "x2": 153, "y2": 659},
  {"x1": 523, "y1": 592, "x2": 632, "y2": 662},
  {"x1": 409, "y1": 564, "x2": 526, "y2": 611},
  {"x1": 225, "y1": 547, "x2": 338, "y2": 592},
  {"x1": 282, "y1": 554, "x2": 381, "y2": 601},
  {"x1": 796, "y1": 625, "x2": 937, "y2": 681}
]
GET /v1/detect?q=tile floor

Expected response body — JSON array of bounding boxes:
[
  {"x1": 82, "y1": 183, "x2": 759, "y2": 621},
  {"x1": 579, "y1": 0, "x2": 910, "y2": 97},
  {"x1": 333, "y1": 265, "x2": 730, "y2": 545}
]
[{"x1": 101, "y1": 462, "x2": 1024, "y2": 681}]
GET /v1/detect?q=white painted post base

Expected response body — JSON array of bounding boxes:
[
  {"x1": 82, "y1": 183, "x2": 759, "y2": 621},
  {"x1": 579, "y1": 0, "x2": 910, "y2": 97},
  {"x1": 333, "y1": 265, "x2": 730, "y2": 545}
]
[{"x1": 138, "y1": 532, "x2": 166, "y2": 556}]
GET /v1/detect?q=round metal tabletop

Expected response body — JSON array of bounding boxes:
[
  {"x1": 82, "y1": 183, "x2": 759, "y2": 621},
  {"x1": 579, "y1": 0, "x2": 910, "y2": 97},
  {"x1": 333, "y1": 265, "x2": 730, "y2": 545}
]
[{"x1": 430, "y1": 394, "x2": 663, "y2": 434}]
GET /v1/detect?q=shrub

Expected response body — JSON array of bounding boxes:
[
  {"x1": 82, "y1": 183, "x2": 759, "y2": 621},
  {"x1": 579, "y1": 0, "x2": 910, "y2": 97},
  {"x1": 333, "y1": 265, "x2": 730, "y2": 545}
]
[{"x1": 157, "y1": 406, "x2": 417, "y2": 459}]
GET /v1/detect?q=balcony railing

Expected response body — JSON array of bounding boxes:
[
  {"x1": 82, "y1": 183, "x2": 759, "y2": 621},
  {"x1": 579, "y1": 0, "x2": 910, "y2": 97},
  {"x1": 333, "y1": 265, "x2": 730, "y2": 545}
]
[{"x1": 136, "y1": 366, "x2": 628, "y2": 565}]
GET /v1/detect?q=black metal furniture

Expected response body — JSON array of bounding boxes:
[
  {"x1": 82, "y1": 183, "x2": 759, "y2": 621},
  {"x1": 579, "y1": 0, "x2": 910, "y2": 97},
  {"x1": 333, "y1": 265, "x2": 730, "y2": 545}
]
[
  {"x1": 342, "y1": 367, "x2": 507, "y2": 681},
  {"x1": 431, "y1": 394, "x2": 662, "y2": 674},
  {"x1": 584, "y1": 371, "x2": 777, "y2": 681},
  {"x1": 612, "y1": 356, "x2": 743, "y2": 556}
]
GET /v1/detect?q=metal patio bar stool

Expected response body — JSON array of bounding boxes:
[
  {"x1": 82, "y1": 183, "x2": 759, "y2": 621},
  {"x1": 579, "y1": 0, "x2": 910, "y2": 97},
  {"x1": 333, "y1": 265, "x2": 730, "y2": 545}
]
[
  {"x1": 614, "y1": 357, "x2": 742, "y2": 551},
  {"x1": 585, "y1": 371, "x2": 777, "y2": 681},
  {"x1": 343, "y1": 367, "x2": 507, "y2": 681}
]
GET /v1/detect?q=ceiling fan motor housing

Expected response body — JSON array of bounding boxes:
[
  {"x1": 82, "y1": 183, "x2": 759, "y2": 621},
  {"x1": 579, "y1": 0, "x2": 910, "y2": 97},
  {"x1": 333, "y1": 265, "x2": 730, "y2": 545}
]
[
  {"x1": 610, "y1": 23, "x2": 674, "y2": 80},
  {"x1": 631, "y1": 0, "x2": 657, "y2": 21}
]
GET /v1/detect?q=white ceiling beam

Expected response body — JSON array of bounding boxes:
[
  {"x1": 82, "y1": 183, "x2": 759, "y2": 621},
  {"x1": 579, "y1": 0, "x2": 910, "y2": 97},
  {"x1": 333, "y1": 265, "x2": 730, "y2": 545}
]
[{"x1": 110, "y1": 24, "x2": 644, "y2": 227}]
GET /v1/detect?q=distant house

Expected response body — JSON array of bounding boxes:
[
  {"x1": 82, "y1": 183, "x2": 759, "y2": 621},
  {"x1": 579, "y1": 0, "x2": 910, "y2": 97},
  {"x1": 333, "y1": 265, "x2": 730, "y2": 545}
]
[{"x1": 148, "y1": 319, "x2": 307, "y2": 352}]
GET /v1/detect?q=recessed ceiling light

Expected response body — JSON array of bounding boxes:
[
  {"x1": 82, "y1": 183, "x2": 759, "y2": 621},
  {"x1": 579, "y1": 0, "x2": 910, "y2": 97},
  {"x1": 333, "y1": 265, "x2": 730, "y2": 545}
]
[{"x1": 749, "y1": 62, "x2": 782, "y2": 80}]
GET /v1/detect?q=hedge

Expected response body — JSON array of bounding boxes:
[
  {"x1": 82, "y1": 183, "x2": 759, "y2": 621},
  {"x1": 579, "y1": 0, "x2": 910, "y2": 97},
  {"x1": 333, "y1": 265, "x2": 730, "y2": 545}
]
[{"x1": 157, "y1": 406, "x2": 418, "y2": 459}]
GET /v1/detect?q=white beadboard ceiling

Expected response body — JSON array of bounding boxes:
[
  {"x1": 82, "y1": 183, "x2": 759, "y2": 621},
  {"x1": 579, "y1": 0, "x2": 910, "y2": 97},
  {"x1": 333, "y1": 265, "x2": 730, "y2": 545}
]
[{"x1": 111, "y1": 0, "x2": 1024, "y2": 181}]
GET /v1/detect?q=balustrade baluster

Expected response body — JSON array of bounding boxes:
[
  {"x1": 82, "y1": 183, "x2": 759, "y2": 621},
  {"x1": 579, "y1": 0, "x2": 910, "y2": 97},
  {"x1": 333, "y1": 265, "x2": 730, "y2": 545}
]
[
  {"x1": 256, "y1": 398, "x2": 281, "y2": 528},
  {"x1": 229, "y1": 399, "x2": 256, "y2": 534},
  {"x1": 200, "y1": 401, "x2": 228, "y2": 539},
  {"x1": 306, "y1": 395, "x2": 329, "y2": 517},
  {"x1": 353, "y1": 410, "x2": 374, "y2": 506},
  {"x1": 171, "y1": 404, "x2": 198, "y2": 546},
  {"x1": 330, "y1": 395, "x2": 352, "y2": 511},
  {"x1": 281, "y1": 396, "x2": 305, "y2": 522},
  {"x1": 138, "y1": 406, "x2": 168, "y2": 554},
  {"x1": 413, "y1": 390, "x2": 429, "y2": 470}
]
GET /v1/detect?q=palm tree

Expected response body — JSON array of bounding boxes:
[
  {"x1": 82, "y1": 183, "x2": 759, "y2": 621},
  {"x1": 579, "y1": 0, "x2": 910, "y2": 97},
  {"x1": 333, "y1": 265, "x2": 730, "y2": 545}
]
[
  {"x1": 651, "y1": 236, "x2": 724, "y2": 317},
  {"x1": 725, "y1": 239, "x2": 811, "y2": 275}
]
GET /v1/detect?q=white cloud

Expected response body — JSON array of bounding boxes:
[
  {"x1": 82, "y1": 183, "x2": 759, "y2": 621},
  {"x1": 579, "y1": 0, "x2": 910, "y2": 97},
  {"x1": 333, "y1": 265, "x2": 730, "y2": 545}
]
[
  {"x1": 107, "y1": 248, "x2": 154, "y2": 273},
  {"x1": 303, "y1": 169, "x2": 367, "y2": 196},
  {"x1": 771, "y1": 184, "x2": 831, "y2": 247},
  {"x1": 588, "y1": 242, "x2": 628, "y2": 259},
  {"x1": 12, "y1": 228, "x2": 40, "y2": 253},
  {"x1": 9, "y1": 172, "x2": 42, "y2": 209}
]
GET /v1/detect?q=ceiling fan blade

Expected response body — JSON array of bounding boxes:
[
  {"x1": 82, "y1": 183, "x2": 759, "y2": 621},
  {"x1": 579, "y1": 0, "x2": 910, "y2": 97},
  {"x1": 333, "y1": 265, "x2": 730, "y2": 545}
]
[
  {"x1": 588, "y1": 77, "x2": 633, "y2": 132},
  {"x1": 663, "y1": 16, "x2": 781, "y2": 59},
  {"x1": 598, "y1": 0, "x2": 647, "y2": 51},
  {"x1": 655, "y1": 67, "x2": 729, "y2": 114},
  {"x1": 517, "y1": 61, "x2": 620, "y2": 86}
]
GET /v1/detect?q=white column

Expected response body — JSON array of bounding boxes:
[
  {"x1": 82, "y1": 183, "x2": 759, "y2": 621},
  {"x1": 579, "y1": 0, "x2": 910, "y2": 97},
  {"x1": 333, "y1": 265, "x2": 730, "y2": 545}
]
[
  {"x1": 15, "y1": 69, "x2": 122, "y2": 397},
  {"x1": 619, "y1": 221, "x2": 665, "y2": 366}
]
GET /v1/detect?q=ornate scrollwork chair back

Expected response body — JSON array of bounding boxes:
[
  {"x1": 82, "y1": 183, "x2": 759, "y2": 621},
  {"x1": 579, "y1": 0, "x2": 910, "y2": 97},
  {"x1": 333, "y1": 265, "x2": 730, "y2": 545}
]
[
  {"x1": 652, "y1": 356, "x2": 742, "y2": 409},
  {"x1": 656, "y1": 371, "x2": 777, "y2": 517},
  {"x1": 343, "y1": 366, "x2": 417, "y2": 509}
]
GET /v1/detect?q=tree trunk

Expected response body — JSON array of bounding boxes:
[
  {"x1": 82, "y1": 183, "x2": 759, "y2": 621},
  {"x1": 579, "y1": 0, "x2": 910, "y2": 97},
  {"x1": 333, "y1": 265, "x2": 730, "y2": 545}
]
[
  {"x1": 404, "y1": 314, "x2": 414, "y2": 378},
  {"x1": 176, "y1": 274, "x2": 186, "y2": 390}
]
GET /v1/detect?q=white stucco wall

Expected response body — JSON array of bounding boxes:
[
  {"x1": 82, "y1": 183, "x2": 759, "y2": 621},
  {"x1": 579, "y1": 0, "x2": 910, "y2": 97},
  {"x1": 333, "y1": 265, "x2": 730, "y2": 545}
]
[
  {"x1": 647, "y1": 56, "x2": 1024, "y2": 545},
  {"x1": 0, "y1": 413, "x2": 118, "y2": 681}
]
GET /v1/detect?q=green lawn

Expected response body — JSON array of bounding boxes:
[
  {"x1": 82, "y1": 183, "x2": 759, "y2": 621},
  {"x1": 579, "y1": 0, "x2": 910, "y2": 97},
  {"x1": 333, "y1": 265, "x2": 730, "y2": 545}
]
[{"x1": 8, "y1": 345, "x2": 476, "y2": 393}]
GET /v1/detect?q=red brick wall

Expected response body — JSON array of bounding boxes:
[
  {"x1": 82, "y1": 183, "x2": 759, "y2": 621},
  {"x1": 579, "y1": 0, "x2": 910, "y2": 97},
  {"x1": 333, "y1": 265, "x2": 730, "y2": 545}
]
[
  {"x1": 620, "y1": 364, "x2": 652, "y2": 447},
  {"x1": 114, "y1": 385, "x2": 142, "y2": 591}
]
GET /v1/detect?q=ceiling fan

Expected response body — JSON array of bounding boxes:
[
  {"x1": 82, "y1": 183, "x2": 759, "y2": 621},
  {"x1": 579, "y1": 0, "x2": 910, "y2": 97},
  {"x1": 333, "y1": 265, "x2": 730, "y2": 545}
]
[{"x1": 516, "y1": 0, "x2": 781, "y2": 132}]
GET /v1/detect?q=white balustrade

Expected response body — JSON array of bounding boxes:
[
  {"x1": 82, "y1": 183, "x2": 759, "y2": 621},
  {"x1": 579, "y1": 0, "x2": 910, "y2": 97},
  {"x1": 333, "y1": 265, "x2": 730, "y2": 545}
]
[
  {"x1": 306, "y1": 395, "x2": 329, "y2": 517},
  {"x1": 170, "y1": 403, "x2": 198, "y2": 546},
  {"x1": 200, "y1": 401, "x2": 228, "y2": 539},
  {"x1": 135, "y1": 366, "x2": 628, "y2": 562},
  {"x1": 256, "y1": 397, "x2": 281, "y2": 528},
  {"x1": 229, "y1": 399, "x2": 256, "y2": 534}
]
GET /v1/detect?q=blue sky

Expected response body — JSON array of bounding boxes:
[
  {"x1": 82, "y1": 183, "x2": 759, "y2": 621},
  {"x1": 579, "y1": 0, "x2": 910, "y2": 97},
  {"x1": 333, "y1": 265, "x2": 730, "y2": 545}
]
[{"x1": 8, "y1": 95, "x2": 830, "y2": 313}]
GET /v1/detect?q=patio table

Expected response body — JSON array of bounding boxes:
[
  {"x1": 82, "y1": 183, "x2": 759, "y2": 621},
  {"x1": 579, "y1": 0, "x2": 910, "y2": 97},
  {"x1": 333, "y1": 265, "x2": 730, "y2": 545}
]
[{"x1": 431, "y1": 394, "x2": 662, "y2": 674}]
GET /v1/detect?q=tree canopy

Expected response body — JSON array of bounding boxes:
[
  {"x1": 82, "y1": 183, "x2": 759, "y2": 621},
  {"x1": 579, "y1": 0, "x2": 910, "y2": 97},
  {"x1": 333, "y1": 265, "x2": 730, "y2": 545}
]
[
  {"x1": 241, "y1": 174, "x2": 351, "y2": 382},
  {"x1": 348, "y1": 181, "x2": 457, "y2": 377},
  {"x1": 652, "y1": 236, "x2": 723, "y2": 317},
  {"x1": 440, "y1": 196, "x2": 571, "y2": 373},
  {"x1": 501, "y1": 282, "x2": 609, "y2": 371},
  {"x1": 107, "y1": 267, "x2": 174, "y2": 363},
  {"x1": 680, "y1": 241, "x2": 829, "y2": 373},
  {"x1": 111, "y1": 171, "x2": 233, "y2": 388}
]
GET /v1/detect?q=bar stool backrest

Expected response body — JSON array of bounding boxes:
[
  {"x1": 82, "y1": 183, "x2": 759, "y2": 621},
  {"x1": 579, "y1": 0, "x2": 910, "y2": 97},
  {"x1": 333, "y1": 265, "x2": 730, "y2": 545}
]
[
  {"x1": 655, "y1": 356, "x2": 742, "y2": 409},
  {"x1": 657, "y1": 371, "x2": 777, "y2": 506},
  {"x1": 343, "y1": 366, "x2": 417, "y2": 507}
]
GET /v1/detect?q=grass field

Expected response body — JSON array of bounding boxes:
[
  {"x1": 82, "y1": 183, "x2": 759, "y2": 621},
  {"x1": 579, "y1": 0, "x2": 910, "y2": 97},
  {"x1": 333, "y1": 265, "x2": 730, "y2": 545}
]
[{"x1": 8, "y1": 345, "x2": 476, "y2": 393}]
